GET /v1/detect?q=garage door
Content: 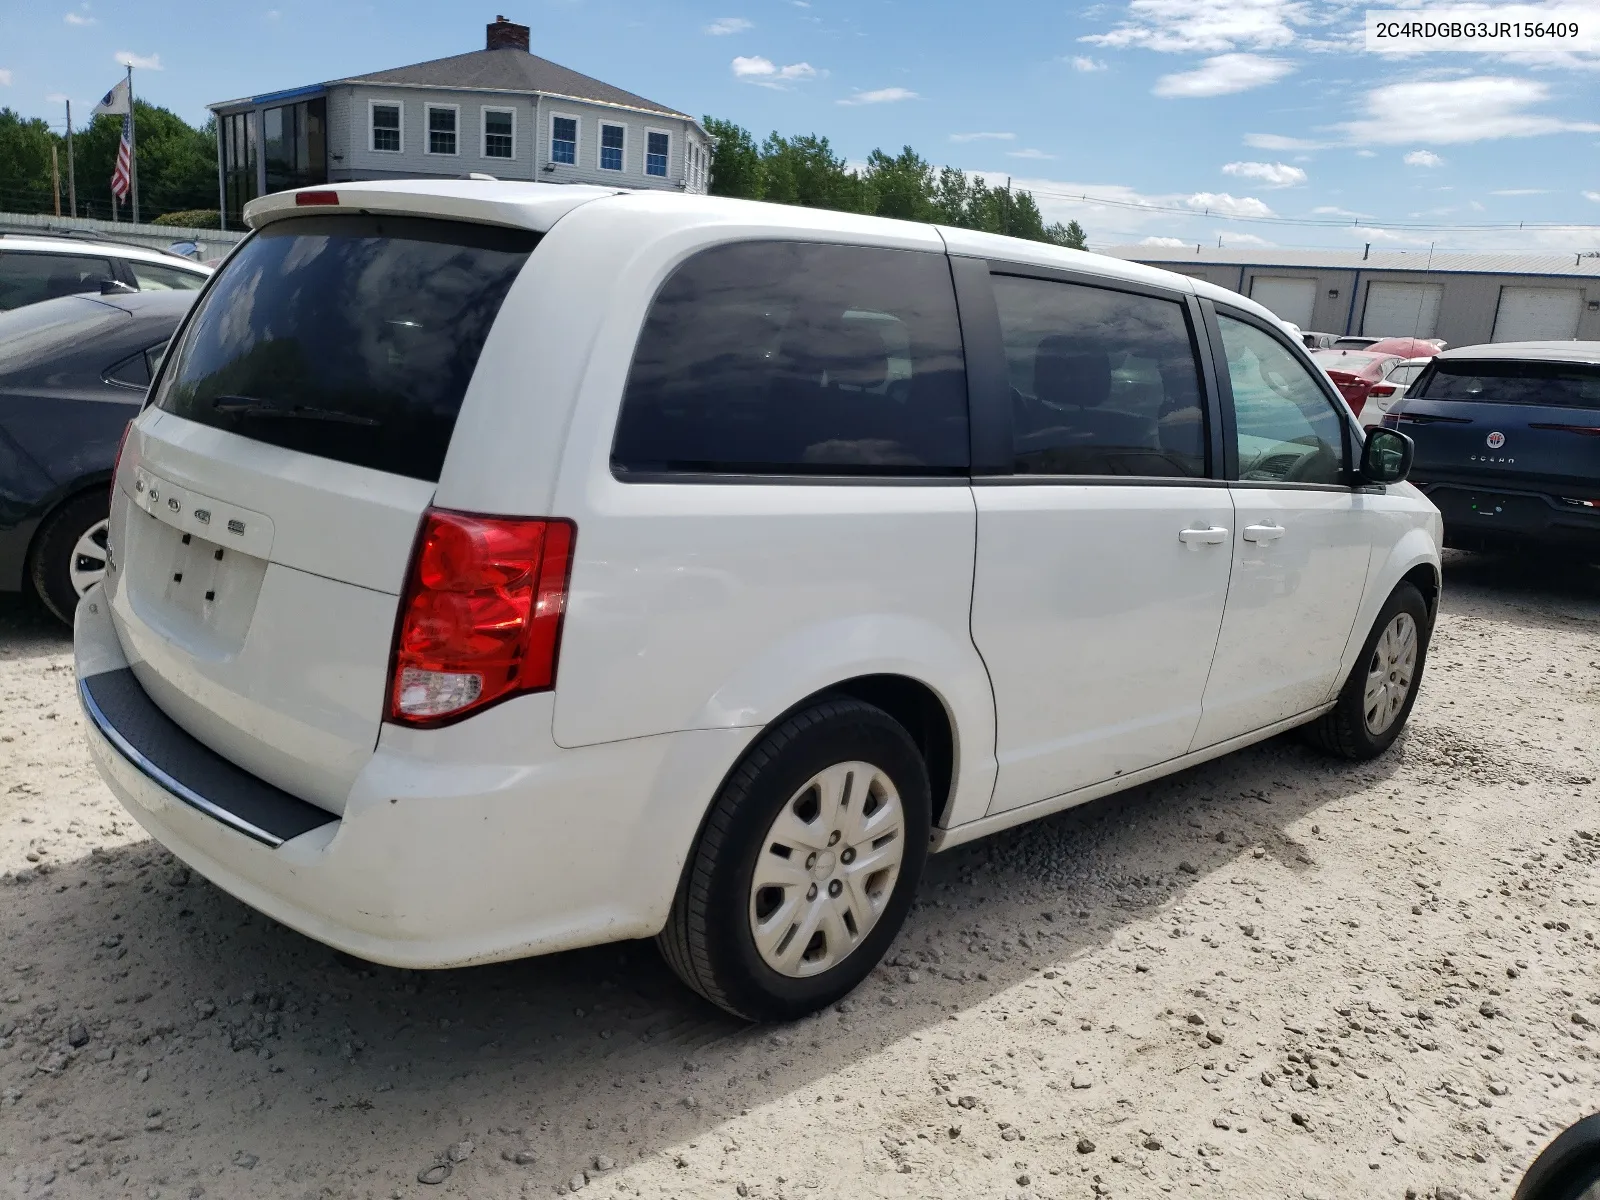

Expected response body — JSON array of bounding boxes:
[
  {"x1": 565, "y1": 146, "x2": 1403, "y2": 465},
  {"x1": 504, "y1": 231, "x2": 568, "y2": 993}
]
[
  {"x1": 1248, "y1": 276, "x2": 1316, "y2": 329},
  {"x1": 1492, "y1": 287, "x2": 1583, "y2": 342},
  {"x1": 1361, "y1": 282, "x2": 1442, "y2": 338}
]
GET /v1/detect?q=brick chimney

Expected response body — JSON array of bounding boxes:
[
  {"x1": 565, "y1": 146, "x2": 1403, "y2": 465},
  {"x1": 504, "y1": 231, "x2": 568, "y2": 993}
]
[{"x1": 486, "y1": 14, "x2": 529, "y2": 51}]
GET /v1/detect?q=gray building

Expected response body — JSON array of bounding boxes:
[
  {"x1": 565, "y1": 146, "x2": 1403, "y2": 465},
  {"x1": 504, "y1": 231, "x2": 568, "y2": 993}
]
[
  {"x1": 209, "y1": 15, "x2": 711, "y2": 228},
  {"x1": 1106, "y1": 246, "x2": 1600, "y2": 347}
]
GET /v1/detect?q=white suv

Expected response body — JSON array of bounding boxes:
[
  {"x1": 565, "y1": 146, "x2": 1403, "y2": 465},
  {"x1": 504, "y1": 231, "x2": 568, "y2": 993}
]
[
  {"x1": 0, "y1": 234, "x2": 209, "y2": 310},
  {"x1": 74, "y1": 181, "x2": 1441, "y2": 1021}
]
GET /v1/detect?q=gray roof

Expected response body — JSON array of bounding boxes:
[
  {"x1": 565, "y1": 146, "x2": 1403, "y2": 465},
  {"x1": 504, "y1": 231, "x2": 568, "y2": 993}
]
[
  {"x1": 1104, "y1": 245, "x2": 1600, "y2": 279},
  {"x1": 1438, "y1": 340, "x2": 1600, "y2": 364},
  {"x1": 333, "y1": 47, "x2": 689, "y2": 119}
]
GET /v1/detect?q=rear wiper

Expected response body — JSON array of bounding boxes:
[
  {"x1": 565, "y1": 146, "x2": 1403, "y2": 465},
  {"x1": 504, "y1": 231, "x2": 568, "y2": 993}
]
[{"x1": 210, "y1": 395, "x2": 382, "y2": 427}]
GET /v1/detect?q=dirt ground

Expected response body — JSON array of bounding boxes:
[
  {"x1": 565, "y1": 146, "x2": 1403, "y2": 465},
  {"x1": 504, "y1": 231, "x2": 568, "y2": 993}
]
[{"x1": 2, "y1": 551, "x2": 1598, "y2": 1200}]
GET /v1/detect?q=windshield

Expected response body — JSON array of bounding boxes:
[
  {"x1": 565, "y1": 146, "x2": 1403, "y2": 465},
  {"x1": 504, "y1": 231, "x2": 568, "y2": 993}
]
[
  {"x1": 1414, "y1": 359, "x2": 1600, "y2": 409},
  {"x1": 152, "y1": 214, "x2": 538, "y2": 481}
]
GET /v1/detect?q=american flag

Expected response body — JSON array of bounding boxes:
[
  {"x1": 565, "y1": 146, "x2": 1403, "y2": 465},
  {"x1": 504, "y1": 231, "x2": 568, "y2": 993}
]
[{"x1": 111, "y1": 113, "x2": 132, "y2": 202}]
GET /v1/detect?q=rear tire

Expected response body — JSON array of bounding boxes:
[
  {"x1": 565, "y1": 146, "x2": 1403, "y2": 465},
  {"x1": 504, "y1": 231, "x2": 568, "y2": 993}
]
[
  {"x1": 657, "y1": 697, "x2": 930, "y2": 1022},
  {"x1": 29, "y1": 492, "x2": 110, "y2": 627},
  {"x1": 1303, "y1": 581, "x2": 1429, "y2": 760}
]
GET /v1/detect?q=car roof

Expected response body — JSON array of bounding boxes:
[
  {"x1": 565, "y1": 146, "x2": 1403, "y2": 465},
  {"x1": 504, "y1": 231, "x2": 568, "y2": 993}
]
[
  {"x1": 86, "y1": 288, "x2": 201, "y2": 317},
  {"x1": 1436, "y1": 341, "x2": 1600, "y2": 365},
  {"x1": 242, "y1": 180, "x2": 1291, "y2": 331},
  {"x1": 0, "y1": 234, "x2": 210, "y2": 269}
]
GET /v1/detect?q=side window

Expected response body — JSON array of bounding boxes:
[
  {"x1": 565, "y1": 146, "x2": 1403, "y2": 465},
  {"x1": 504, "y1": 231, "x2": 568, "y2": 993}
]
[
  {"x1": 992, "y1": 274, "x2": 1207, "y2": 478},
  {"x1": 1216, "y1": 313, "x2": 1347, "y2": 486},
  {"x1": 127, "y1": 261, "x2": 205, "y2": 291},
  {"x1": 0, "y1": 253, "x2": 116, "y2": 310},
  {"x1": 104, "y1": 350, "x2": 151, "y2": 390},
  {"x1": 613, "y1": 241, "x2": 968, "y2": 476}
]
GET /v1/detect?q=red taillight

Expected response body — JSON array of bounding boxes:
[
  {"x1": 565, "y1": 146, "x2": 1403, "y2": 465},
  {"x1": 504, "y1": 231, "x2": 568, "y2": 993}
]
[
  {"x1": 295, "y1": 190, "x2": 340, "y2": 206},
  {"x1": 386, "y1": 509, "x2": 576, "y2": 727},
  {"x1": 1369, "y1": 385, "x2": 1397, "y2": 398},
  {"x1": 112, "y1": 421, "x2": 133, "y2": 491},
  {"x1": 1531, "y1": 423, "x2": 1600, "y2": 437}
]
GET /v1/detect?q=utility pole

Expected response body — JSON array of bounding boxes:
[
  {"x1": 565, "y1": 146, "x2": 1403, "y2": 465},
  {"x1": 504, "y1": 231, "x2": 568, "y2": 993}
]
[
  {"x1": 51, "y1": 145, "x2": 61, "y2": 216},
  {"x1": 65, "y1": 99, "x2": 77, "y2": 217},
  {"x1": 125, "y1": 64, "x2": 140, "y2": 224}
]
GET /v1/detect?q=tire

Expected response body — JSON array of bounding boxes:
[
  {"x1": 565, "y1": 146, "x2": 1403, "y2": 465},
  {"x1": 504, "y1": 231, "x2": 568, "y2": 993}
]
[
  {"x1": 1303, "y1": 581, "x2": 1430, "y2": 760},
  {"x1": 657, "y1": 697, "x2": 931, "y2": 1022},
  {"x1": 29, "y1": 491, "x2": 110, "y2": 627}
]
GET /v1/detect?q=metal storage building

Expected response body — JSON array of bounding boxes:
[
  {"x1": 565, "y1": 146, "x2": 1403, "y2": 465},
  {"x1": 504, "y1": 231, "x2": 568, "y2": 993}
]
[{"x1": 1104, "y1": 246, "x2": 1600, "y2": 347}]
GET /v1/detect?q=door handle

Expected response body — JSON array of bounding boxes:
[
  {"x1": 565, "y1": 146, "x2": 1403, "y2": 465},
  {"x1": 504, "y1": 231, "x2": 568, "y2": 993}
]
[
  {"x1": 1243, "y1": 523, "x2": 1286, "y2": 543},
  {"x1": 1178, "y1": 526, "x2": 1229, "y2": 547}
]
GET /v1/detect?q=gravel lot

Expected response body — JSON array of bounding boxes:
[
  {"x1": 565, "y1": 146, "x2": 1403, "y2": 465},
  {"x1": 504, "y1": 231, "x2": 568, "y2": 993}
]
[{"x1": 2, "y1": 551, "x2": 1598, "y2": 1200}]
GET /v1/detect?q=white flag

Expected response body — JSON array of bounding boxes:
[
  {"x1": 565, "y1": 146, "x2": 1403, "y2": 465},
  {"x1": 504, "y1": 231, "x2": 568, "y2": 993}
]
[{"x1": 93, "y1": 78, "x2": 130, "y2": 116}]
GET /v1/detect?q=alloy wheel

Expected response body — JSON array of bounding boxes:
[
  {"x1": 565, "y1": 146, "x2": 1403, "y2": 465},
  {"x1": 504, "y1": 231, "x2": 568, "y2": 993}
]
[{"x1": 69, "y1": 519, "x2": 110, "y2": 598}]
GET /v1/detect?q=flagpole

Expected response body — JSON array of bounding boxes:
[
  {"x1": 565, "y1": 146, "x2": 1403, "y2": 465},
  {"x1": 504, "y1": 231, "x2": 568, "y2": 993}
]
[
  {"x1": 125, "y1": 64, "x2": 140, "y2": 224},
  {"x1": 65, "y1": 99, "x2": 77, "y2": 218}
]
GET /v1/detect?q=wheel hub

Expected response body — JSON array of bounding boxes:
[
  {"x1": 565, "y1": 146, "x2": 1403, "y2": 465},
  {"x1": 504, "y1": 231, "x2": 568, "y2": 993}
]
[{"x1": 747, "y1": 760, "x2": 906, "y2": 979}]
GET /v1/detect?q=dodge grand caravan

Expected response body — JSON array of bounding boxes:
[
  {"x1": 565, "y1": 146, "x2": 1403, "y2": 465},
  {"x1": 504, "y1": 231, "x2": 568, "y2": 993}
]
[{"x1": 75, "y1": 181, "x2": 1440, "y2": 1021}]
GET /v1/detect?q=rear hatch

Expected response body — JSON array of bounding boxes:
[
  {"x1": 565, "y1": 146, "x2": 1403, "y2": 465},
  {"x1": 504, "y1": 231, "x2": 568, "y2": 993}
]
[
  {"x1": 1394, "y1": 356, "x2": 1600, "y2": 500},
  {"x1": 107, "y1": 212, "x2": 538, "y2": 813}
]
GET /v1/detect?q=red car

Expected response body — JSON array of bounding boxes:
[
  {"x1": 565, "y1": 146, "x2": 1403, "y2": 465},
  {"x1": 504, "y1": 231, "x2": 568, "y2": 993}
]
[
  {"x1": 1363, "y1": 337, "x2": 1444, "y2": 359},
  {"x1": 1310, "y1": 349, "x2": 1402, "y2": 417}
]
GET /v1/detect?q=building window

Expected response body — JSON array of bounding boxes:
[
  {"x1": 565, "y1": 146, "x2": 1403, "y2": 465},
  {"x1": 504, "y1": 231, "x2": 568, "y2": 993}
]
[
  {"x1": 427, "y1": 105, "x2": 458, "y2": 155},
  {"x1": 550, "y1": 115, "x2": 577, "y2": 165},
  {"x1": 371, "y1": 102, "x2": 401, "y2": 153},
  {"x1": 483, "y1": 107, "x2": 515, "y2": 159},
  {"x1": 264, "y1": 96, "x2": 327, "y2": 194},
  {"x1": 645, "y1": 130, "x2": 669, "y2": 178},
  {"x1": 599, "y1": 123, "x2": 624, "y2": 172}
]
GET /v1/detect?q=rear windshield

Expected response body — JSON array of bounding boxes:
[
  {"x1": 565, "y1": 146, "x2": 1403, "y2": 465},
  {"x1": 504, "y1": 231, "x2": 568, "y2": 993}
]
[
  {"x1": 152, "y1": 215, "x2": 537, "y2": 481},
  {"x1": 1414, "y1": 359, "x2": 1600, "y2": 409}
]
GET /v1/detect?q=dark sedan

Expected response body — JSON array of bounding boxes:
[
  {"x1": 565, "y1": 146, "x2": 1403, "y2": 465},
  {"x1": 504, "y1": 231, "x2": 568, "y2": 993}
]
[
  {"x1": 0, "y1": 289, "x2": 195, "y2": 623},
  {"x1": 1385, "y1": 341, "x2": 1600, "y2": 557}
]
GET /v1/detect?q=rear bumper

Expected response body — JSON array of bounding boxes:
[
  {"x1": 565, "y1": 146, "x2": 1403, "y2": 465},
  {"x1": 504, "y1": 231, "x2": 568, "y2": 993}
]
[
  {"x1": 74, "y1": 588, "x2": 754, "y2": 969},
  {"x1": 1417, "y1": 481, "x2": 1600, "y2": 554}
]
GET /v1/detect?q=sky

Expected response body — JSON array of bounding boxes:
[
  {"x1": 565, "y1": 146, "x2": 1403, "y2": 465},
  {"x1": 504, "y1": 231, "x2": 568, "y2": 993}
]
[{"x1": 3, "y1": 0, "x2": 1598, "y2": 252}]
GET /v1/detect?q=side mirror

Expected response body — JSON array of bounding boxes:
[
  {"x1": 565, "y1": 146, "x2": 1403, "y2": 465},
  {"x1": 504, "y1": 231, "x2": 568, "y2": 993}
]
[
  {"x1": 1360, "y1": 427, "x2": 1413, "y2": 485},
  {"x1": 1515, "y1": 1113, "x2": 1600, "y2": 1200}
]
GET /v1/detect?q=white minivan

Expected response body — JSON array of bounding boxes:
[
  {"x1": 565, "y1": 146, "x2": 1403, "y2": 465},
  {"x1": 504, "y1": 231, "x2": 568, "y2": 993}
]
[{"x1": 74, "y1": 181, "x2": 1441, "y2": 1021}]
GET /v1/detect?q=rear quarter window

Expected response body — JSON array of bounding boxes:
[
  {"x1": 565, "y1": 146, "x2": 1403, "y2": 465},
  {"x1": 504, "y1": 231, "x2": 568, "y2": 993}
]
[
  {"x1": 611, "y1": 240, "x2": 968, "y2": 476},
  {"x1": 152, "y1": 215, "x2": 537, "y2": 482}
]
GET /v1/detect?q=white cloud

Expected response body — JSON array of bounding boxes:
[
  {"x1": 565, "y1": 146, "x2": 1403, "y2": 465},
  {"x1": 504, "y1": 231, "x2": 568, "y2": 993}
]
[
  {"x1": 0, "y1": 69, "x2": 11, "y2": 86},
  {"x1": 1343, "y1": 77, "x2": 1600, "y2": 144},
  {"x1": 115, "y1": 51, "x2": 163, "y2": 70},
  {"x1": 1226, "y1": 232, "x2": 1274, "y2": 246},
  {"x1": 1186, "y1": 191, "x2": 1274, "y2": 217},
  {"x1": 732, "y1": 56, "x2": 817, "y2": 86},
  {"x1": 1153, "y1": 53, "x2": 1292, "y2": 98},
  {"x1": 838, "y1": 86, "x2": 918, "y2": 105},
  {"x1": 1403, "y1": 149, "x2": 1444, "y2": 167},
  {"x1": 264, "y1": 8, "x2": 281, "y2": 18},
  {"x1": 1312, "y1": 205, "x2": 1366, "y2": 217},
  {"x1": 46, "y1": 91, "x2": 69, "y2": 102},
  {"x1": 1070, "y1": 56, "x2": 1108, "y2": 71},
  {"x1": 1141, "y1": 235, "x2": 1192, "y2": 246},
  {"x1": 64, "y1": 11, "x2": 96, "y2": 24},
  {"x1": 1491, "y1": 188, "x2": 1547, "y2": 195},
  {"x1": 1244, "y1": 132, "x2": 1325, "y2": 151},
  {"x1": 1222, "y1": 160, "x2": 1306, "y2": 187},
  {"x1": 1586, "y1": 190, "x2": 1600, "y2": 201},
  {"x1": 705, "y1": 17, "x2": 753, "y2": 35},
  {"x1": 1008, "y1": 148, "x2": 1056, "y2": 159},
  {"x1": 1081, "y1": 0, "x2": 1306, "y2": 54},
  {"x1": 949, "y1": 131, "x2": 1016, "y2": 142}
]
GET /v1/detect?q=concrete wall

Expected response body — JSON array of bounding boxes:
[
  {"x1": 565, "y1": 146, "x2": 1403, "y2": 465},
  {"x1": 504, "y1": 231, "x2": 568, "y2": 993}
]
[
  {"x1": 0, "y1": 211, "x2": 244, "y2": 260},
  {"x1": 1141, "y1": 257, "x2": 1600, "y2": 347}
]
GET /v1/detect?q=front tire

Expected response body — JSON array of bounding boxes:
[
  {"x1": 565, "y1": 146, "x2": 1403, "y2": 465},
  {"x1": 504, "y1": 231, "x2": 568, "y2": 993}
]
[
  {"x1": 657, "y1": 698, "x2": 931, "y2": 1022},
  {"x1": 30, "y1": 492, "x2": 110, "y2": 626},
  {"x1": 1304, "y1": 581, "x2": 1430, "y2": 760}
]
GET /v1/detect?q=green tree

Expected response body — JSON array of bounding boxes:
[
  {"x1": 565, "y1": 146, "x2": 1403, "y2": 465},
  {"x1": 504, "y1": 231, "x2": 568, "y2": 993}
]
[
  {"x1": 704, "y1": 116, "x2": 764, "y2": 200},
  {"x1": 1046, "y1": 219, "x2": 1089, "y2": 250},
  {"x1": 862, "y1": 146, "x2": 933, "y2": 222},
  {"x1": 760, "y1": 132, "x2": 866, "y2": 213},
  {"x1": 0, "y1": 109, "x2": 60, "y2": 213},
  {"x1": 72, "y1": 101, "x2": 216, "y2": 220}
]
